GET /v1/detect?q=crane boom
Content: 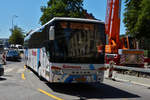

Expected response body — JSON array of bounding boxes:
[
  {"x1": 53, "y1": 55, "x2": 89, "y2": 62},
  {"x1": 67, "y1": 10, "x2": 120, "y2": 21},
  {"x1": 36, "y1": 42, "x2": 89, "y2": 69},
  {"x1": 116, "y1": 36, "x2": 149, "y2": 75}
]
[
  {"x1": 105, "y1": 0, "x2": 121, "y2": 54},
  {"x1": 104, "y1": 0, "x2": 144, "y2": 67}
]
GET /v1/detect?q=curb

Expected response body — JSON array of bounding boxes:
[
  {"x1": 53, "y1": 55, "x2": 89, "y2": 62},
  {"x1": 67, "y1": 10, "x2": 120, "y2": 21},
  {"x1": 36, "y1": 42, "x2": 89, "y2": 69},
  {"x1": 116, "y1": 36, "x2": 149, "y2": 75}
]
[
  {"x1": 113, "y1": 77, "x2": 150, "y2": 88},
  {"x1": 105, "y1": 70, "x2": 150, "y2": 88}
]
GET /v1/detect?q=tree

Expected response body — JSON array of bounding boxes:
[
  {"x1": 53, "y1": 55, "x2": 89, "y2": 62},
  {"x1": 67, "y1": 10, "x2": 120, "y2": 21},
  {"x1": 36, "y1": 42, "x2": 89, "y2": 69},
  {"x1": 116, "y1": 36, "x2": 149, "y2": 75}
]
[
  {"x1": 40, "y1": 0, "x2": 95, "y2": 25},
  {"x1": 135, "y1": 0, "x2": 150, "y2": 39},
  {"x1": 123, "y1": 0, "x2": 150, "y2": 39},
  {"x1": 0, "y1": 40, "x2": 3, "y2": 44},
  {"x1": 123, "y1": 0, "x2": 141, "y2": 37},
  {"x1": 9, "y1": 26, "x2": 24, "y2": 45}
]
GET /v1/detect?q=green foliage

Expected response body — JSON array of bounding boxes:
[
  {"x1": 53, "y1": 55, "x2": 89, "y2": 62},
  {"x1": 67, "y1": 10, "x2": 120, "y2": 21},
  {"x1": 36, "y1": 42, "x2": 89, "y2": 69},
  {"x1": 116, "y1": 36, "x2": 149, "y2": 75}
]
[
  {"x1": 0, "y1": 40, "x2": 3, "y2": 44},
  {"x1": 144, "y1": 50, "x2": 150, "y2": 58},
  {"x1": 9, "y1": 26, "x2": 24, "y2": 45},
  {"x1": 135, "y1": 0, "x2": 150, "y2": 39},
  {"x1": 123, "y1": 0, "x2": 141, "y2": 37},
  {"x1": 139, "y1": 38, "x2": 150, "y2": 50},
  {"x1": 40, "y1": 0, "x2": 93, "y2": 25},
  {"x1": 123, "y1": 0, "x2": 150, "y2": 39}
]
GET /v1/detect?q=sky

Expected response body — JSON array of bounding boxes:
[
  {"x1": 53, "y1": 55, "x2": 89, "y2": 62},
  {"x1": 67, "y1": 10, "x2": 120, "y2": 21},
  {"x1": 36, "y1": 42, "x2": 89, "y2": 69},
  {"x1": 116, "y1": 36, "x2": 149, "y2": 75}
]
[{"x1": 0, "y1": 0, "x2": 126, "y2": 38}]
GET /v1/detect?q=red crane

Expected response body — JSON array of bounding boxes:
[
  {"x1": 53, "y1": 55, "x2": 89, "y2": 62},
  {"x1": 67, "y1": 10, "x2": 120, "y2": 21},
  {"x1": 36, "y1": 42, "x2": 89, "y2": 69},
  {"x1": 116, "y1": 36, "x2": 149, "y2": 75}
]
[
  {"x1": 105, "y1": 0, "x2": 121, "y2": 54},
  {"x1": 104, "y1": 0, "x2": 144, "y2": 67}
]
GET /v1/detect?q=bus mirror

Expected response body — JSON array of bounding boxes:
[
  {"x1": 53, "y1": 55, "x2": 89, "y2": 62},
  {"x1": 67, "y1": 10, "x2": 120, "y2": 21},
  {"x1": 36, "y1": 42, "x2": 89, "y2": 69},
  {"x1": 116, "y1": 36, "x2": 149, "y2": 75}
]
[{"x1": 49, "y1": 26, "x2": 55, "y2": 40}]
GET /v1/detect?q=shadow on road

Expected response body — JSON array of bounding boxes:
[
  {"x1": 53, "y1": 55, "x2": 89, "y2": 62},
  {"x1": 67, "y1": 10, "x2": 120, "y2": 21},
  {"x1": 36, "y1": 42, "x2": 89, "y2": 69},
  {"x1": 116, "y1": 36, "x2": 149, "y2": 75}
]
[
  {"x1": 46, "y1": 83, "x2": 140, "y2": 99},
  {"x1": 26, "y1": 65, "x2": 140, "y2": 99},
  {"x1": 6, "y1": 59, "x2": 22, "y2": 62},
  {"x1": 0, "y1": 77, "x2": 7, "y2": 81}
]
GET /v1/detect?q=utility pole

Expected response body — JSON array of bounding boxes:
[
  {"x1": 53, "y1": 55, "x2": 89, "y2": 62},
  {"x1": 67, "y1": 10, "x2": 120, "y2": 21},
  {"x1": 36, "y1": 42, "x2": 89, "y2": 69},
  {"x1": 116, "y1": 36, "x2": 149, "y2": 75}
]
[{"x1": 12, "y1": 15, "x2": 18, "y2": 30}]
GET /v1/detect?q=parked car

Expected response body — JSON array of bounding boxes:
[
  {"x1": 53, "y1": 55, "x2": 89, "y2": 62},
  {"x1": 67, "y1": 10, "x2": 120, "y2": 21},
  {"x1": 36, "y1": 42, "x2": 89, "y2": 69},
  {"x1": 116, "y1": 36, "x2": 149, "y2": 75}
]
[
  {"x1": 17, "y1": 45, "x2": 24, "y2": 53},
  {"x1": 0, "y1": 64, "x2": 4, "y2": 76},
  {"x1": 6, "y1": 50, "x2": 21, "y2": 61},
  {"x1": 0, "y1": 44, "x2": 4, "y2": 54},
  {"x1": 10, "y1": 44, "x2": 24, "y2": 53}
]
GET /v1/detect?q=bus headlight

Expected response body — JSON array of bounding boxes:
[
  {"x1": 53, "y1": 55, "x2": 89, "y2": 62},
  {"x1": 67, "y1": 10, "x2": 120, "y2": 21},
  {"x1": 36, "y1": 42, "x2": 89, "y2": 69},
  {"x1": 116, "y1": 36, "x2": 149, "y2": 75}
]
[{"x1": 51, "y1": 66, "x2": 63, "y2": 74}]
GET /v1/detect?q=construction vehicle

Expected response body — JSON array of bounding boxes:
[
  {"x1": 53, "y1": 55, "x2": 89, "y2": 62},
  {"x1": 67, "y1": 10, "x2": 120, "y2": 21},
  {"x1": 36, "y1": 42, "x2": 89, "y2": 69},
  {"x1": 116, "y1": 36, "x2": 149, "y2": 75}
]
[{"x1": 104, "y1": 0, "x2": 144, "y2": 67}]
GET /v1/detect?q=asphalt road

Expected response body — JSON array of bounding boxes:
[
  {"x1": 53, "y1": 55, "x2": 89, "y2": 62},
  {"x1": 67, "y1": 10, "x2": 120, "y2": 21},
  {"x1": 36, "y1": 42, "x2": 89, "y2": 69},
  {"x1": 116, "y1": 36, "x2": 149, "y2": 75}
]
[{"x1": 0, "y1": 60, "x2": 150, "y2": 100}]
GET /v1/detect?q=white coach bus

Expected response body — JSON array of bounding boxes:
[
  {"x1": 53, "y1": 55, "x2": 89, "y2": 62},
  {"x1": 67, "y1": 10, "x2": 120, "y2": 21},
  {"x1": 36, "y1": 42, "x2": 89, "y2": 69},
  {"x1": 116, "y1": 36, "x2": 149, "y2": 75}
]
[{"x1": 24, "y1": 17, "x2": 106, "y2": 83}]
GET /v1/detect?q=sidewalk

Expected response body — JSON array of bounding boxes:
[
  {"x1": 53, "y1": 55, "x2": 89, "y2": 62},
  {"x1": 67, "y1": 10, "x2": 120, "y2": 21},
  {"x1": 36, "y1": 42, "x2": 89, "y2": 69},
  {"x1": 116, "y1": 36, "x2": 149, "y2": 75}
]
[{"x1": 104, "y1": 70, "x2": 150, "y2": 87}]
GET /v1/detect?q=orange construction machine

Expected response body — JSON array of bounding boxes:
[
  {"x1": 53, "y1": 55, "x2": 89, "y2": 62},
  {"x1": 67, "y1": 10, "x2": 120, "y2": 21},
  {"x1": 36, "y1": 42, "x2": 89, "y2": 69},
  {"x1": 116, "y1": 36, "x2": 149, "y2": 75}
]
[{"x1": 104, "y1": 0, "x2": 144, "y2": 67}]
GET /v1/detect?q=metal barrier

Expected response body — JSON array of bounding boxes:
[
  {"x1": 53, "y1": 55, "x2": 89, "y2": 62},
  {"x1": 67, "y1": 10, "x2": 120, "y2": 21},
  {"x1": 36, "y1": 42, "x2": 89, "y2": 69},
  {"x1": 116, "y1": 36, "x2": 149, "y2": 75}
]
[
  {"x1": 104, "y1": 64, "x2": 150, "y2": 87},
  {"x1": 114, "y1": 65, "x2": 150, "y2": 73}
]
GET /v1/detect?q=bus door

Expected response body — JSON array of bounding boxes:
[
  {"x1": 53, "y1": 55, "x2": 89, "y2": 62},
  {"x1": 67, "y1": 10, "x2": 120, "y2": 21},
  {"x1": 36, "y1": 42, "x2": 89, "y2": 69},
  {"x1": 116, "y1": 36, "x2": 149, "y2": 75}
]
[{"x1": 41, "y1": 47, "x2": 50, "y2": 81}]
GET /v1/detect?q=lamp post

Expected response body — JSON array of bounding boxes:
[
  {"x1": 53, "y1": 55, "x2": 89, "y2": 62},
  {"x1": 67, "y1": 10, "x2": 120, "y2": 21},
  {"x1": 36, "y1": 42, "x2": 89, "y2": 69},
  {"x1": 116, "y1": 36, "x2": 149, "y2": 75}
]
[{"x1": 12, "y1": 15, "x2": 18, "y2": 30}]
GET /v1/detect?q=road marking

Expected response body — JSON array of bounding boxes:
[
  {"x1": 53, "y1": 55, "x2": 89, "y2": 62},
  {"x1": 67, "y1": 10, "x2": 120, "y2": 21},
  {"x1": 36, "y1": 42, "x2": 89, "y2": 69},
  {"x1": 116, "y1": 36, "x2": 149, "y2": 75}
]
[
  {"x1": 5, "y1": 68, "x2": 14, "y2": 73},
  {"x1": 21, "y1": 73, "x2": 26, "y2": 80},
  {"x1": 38, "y1": 89, "x2": 64, "y2": 100},
  {"x1": 17, "y1": 69, "x2": 25, "y2": 73},
  {"x1": 24, "y1": 65, "x2": 26, "y2": 69}
]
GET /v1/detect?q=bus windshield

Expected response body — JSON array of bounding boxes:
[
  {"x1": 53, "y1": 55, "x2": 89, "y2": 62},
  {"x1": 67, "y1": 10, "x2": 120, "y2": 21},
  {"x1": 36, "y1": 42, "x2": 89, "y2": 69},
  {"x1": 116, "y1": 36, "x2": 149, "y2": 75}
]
[{"x1": 45, "y1": 21, "x2": 105, "y2": 64}]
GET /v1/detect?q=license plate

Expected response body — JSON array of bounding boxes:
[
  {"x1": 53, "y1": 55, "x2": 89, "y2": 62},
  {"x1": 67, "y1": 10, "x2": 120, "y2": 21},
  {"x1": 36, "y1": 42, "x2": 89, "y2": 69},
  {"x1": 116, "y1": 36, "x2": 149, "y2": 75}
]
[{"x1": 75, "y1": 77, "x2": 86, "y2": 82}]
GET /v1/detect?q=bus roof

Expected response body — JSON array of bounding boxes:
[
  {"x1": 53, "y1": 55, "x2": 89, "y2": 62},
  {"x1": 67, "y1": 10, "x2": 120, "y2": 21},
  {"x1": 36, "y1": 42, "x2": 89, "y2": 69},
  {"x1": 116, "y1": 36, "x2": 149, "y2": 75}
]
[{"x1": 25, "y1": 17, "x2": 104, "y2": 41}]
